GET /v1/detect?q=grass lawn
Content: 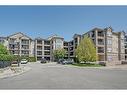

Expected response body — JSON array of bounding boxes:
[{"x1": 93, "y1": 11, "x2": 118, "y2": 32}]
[{"x1": 72, "y1": 63, "x2": 103, "y2": 67}]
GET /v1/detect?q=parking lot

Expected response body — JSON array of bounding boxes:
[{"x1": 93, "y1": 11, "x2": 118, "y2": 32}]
[{"x1": 0, "y1": 62, "x2": 127, "y2": 89}]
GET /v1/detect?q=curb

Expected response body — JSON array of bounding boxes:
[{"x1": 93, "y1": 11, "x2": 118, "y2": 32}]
[{"x1": 0, "y1": 67, "x2": 31, "y2": 79}]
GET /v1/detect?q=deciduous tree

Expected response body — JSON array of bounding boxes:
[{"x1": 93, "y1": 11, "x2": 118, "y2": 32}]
[{"x1": 76, "y1": 36, "x2": 98, "y2": 63}]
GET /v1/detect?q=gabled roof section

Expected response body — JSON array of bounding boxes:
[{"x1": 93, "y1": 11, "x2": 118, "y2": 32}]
[
  {"x1": 83, "y1": 27, "x2": 104, "y2": 36},
  {"x1": 35, "y1": 37, "x2": 45, "y2": 40},
  {"x1": 7, "y1": 32, "x2": 32, "y2": 40},
  {"x1": 73, "y1": 34, "x2": 81, "y2": 38},
  {"x1": 90, "y1": 27, "x2": 104, "y2": 32},
  {"x1": 47, "y1": 34, "x2": 64, "y2": 40}
]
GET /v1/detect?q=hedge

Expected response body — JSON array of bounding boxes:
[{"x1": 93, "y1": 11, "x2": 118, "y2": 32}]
[{"x1": 14, "y1": 56, "x2": 36, "y2": 62}]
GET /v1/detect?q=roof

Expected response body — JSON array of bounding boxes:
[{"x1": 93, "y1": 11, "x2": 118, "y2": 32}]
[
  {"x1": 47, "y1": 34, "x2": 64, "y2": 40},
  {"x1": 90, "y1": 27, "x2": 104, "y2": 31},
  {"x1": 0, "y1": 37, "x2": 6, "y2": 39},
  {"x1": 7, "y1": 32, "x2": 32, "y2": 40},
  {"x1": 73, "y1": 34, "x2": 81, "y2": 38},
  {"x1": 35, "y1": 37, "x2": 45, "y2": 40}
]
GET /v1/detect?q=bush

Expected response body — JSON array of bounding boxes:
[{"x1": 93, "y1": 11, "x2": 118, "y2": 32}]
[
  {"x1": 0, "y1": 54, "x2": 15, "y2": 68},
  {"x1": 0, "y1": 54, "x2": 14, "y2": 61},
  {"x1": 16, "y1": 56, "x2": 36, "y2": 62},
  {"x1": 28, "y1": 57, "x2": 36, "y2": 62}
]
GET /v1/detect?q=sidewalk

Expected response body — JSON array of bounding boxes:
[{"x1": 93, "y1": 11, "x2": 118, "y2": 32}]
[
  {"x1": 0, "y1": 66, "x2": 31, "y2": 79},
  {"x1": 105, "y1": 64, "x2": 127, "y2": 69}
]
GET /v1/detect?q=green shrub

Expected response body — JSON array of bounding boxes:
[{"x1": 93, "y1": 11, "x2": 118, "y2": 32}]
[
  {"x1": 17, "y1": 56, "x2": 36, "y2": 62},
  {"x1": 0, "y1": 44, "x2": 9, "y2": 55},
  {"x1": 0, "y1": 54, "x2": 14, "y2": 61},
  {"x1": 28, "y1": 57, "x2": 36, "y2": 62}
]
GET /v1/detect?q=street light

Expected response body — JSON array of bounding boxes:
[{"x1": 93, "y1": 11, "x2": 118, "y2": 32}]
[{"x1": 15, "y1": 41, "x2": 20, "y2": 67}]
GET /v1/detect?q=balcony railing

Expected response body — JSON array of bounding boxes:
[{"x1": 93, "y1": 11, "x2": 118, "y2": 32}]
[
  {"x1": 98, "y1": 50, "x2": 104, "y2": 53},
  {"x1": 98, "y1": 47, "x2": 104, "y2": 53},
  {"x1": 98, "y1": 31, "x2": 104, "y2": 37},
  {"x1": 98, "y1": 42, "x2": 104, "y2": 45}
]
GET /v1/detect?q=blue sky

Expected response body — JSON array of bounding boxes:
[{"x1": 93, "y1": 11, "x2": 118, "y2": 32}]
[{"x1": 0, "y1": 6, "x2": 127, "y2": 41}]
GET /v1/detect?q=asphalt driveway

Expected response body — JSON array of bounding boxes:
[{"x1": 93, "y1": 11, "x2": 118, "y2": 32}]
[{"x1": 0, "y1": 62, "x2": 127, "y2": 89}]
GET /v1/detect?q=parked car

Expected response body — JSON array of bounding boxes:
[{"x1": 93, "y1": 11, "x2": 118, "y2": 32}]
[
  {"x1": 63, "y1": 59, "x2": 74, "y2": 64},
  {"x1": 20, "y1": 59, "x2": 28, "y2": 64},
  {"x1": 99, "y1": 62, "x2": 106, "y2": 66},
  {"x1": 11, "y1": 60, "x2": 18, "y2": 64},
  {"x1": 57, "y1": 59, "x2": 64, "y2": 64},
  {"x1": 41, "y1": 58, "x2": 47, "y2": 63},
  {"x1": 121, "y1": 61, "x2": 127, "y2": 64},
  {"x1": 11, "y1": 60, "x2": 19, "y2": 67},
  {"x1": 59, "y1": 59, "x2": 74, "y2": 65}
]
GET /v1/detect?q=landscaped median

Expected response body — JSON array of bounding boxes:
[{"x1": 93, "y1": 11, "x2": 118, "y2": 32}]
[
  {"x1": 71, "y1": 63, "x2": 103, "y2": 67},
  {"x1": 0, "y1": 66, "x2": 31, "y2": 79}
]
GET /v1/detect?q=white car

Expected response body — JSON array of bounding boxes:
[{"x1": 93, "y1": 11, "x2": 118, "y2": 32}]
[{"x1": 20, "y1": 59, "x2": 28, "y2": 64}]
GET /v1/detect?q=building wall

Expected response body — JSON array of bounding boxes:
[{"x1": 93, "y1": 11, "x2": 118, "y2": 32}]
[{"x1": 0, "y1": 27, "x2": 126, "y2": 65}]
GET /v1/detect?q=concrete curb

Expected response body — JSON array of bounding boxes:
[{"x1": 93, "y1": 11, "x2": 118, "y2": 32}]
[
  {"x1": 65, "y1": 64, "x2": 127, "y2": 70},
  {"x1": 0, "y1": 66, "x2": 31, "y2": 79}
]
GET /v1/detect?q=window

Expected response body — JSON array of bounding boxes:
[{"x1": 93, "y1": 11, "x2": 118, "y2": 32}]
[
  {"x1": 44, "y1": 46, "x2": 50, "y2": 50},
  {"x1": 107, "y1": 39, "x2": 112, "y2": 45},
  {"x1": 107, "y1": 31, "x2": 112, "y2": 36},
  {"x1": 37, "y1": 51, "x2": 42, "y2": 55},
  {"x1": 107, "y1": 55, "x2": 112, "y2": 61},
  {"x1": 107, "y1": 48, "x2": 112, "y2": 52},
  {"x1": 44, "y1": 40, "x2": 50, "y2": 45},
  {"x1": 55, "y1": 39, "x2": 63, "y2": 49},
  {"x1": 37, "y1": 40, "x2": 42, "y2": 44},
  {"x1": 121, "y1": 33, "x2": 124, "y2": 39}
]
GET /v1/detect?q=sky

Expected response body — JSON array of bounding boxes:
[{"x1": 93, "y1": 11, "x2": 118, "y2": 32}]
[{"x1": 0, "y1": 6, "x2": 127, "y2": 41}]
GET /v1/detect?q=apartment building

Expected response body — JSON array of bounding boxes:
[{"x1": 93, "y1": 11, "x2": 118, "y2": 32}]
[
  {"x1": 35, "y1": 37, "x2": 51, "y2": 61},
  {"x1": 0, "y1": 37, "x2": 7, "y2": 47},
  {"x1": 124, "y1": 33, "x2": 127, "y2": 60},
  {"x1": 5, "y1": 32, "x2": 34, "y2": 57},
  {"x1": 67, "y1": 27, "x2": 125, "y2": 65},
  {"x1": 63, "y1": 41, "x2": 69, "y2": 59},
  {"x1": 0, "y1": 27, "x2": 126, "y2": 65},
  {"x1": 35, "y1": 35, "x2": 64, "y2": 61}
]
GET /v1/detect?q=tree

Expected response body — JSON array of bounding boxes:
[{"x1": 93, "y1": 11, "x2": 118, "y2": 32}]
[
  {"x1": 53, "y1": 48, "x2": 66, "y2": 61},
  {"x1": 0, "y1": 44, "x2": 14, "y2": 61},
  {"x1": 0, "y1": 44, "x2": 9, "y2": 54},
  {"x1": 76, "y1": 36, "x2": 98, "y2": 63}
]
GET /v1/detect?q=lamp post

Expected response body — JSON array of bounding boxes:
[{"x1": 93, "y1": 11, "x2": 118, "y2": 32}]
[{"x1": 16, "y1": 41, "x2": 20, "y2": 67}]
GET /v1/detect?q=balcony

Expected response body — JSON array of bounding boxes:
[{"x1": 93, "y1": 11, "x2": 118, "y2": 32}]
[
  {"x1": 44, "y1": 41, "x2": 50, "y2": 45},
  {"x1": 69, "y1": 47, "x2": 74, "y2": 51},
  {"x1": 98, "y1": 39, "x2": 104, "y2": 45},
  {"x1": 98, "y1": 55, "x2": 105, "y2": 61},
  {"x1": 64, "y1": 42, "x2": 68, "y2": 46},
  {"x1": 125, "y1": 50, "x2": 127, "y2": 54},
  {"x1": 125, "y1": 45, "x2": 127, "y2": 48},
  {"x1": 98, "y1": 31, "x2": 104, "y2": 37},
  {"x1": 36, "y1": 40, "x2": 42, "y2": 44},
  {"x1": 74, "y1": 38, "x2": 78, "y2": 44},
  {"x1": 37, "y1": 51, "x2": 42, "y2": 55},
  {"x1": 44, "y1": 46, "x2": 50, "y2": 51},
  {"x1": 44, "y1": 51, "x2": 50, "y2": 56},
  {"x1": 21, "y1": 40, "x2": 29, "y2": 45},
  {"x1": 9, "y1": 42, "x2": 17, "y2": 45},
  {"x1": 21, "y1": 45, "x2": 29, "y2": 50},
  {"x1": 98, "y1": 47, "x2": 104, "y2": 53},
  {"x1": 37, "y1": 46, "x2": 42, "y2": 50},
  {"x1": 21, "y1": 50, "x2": 29, "y2": 54}
]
